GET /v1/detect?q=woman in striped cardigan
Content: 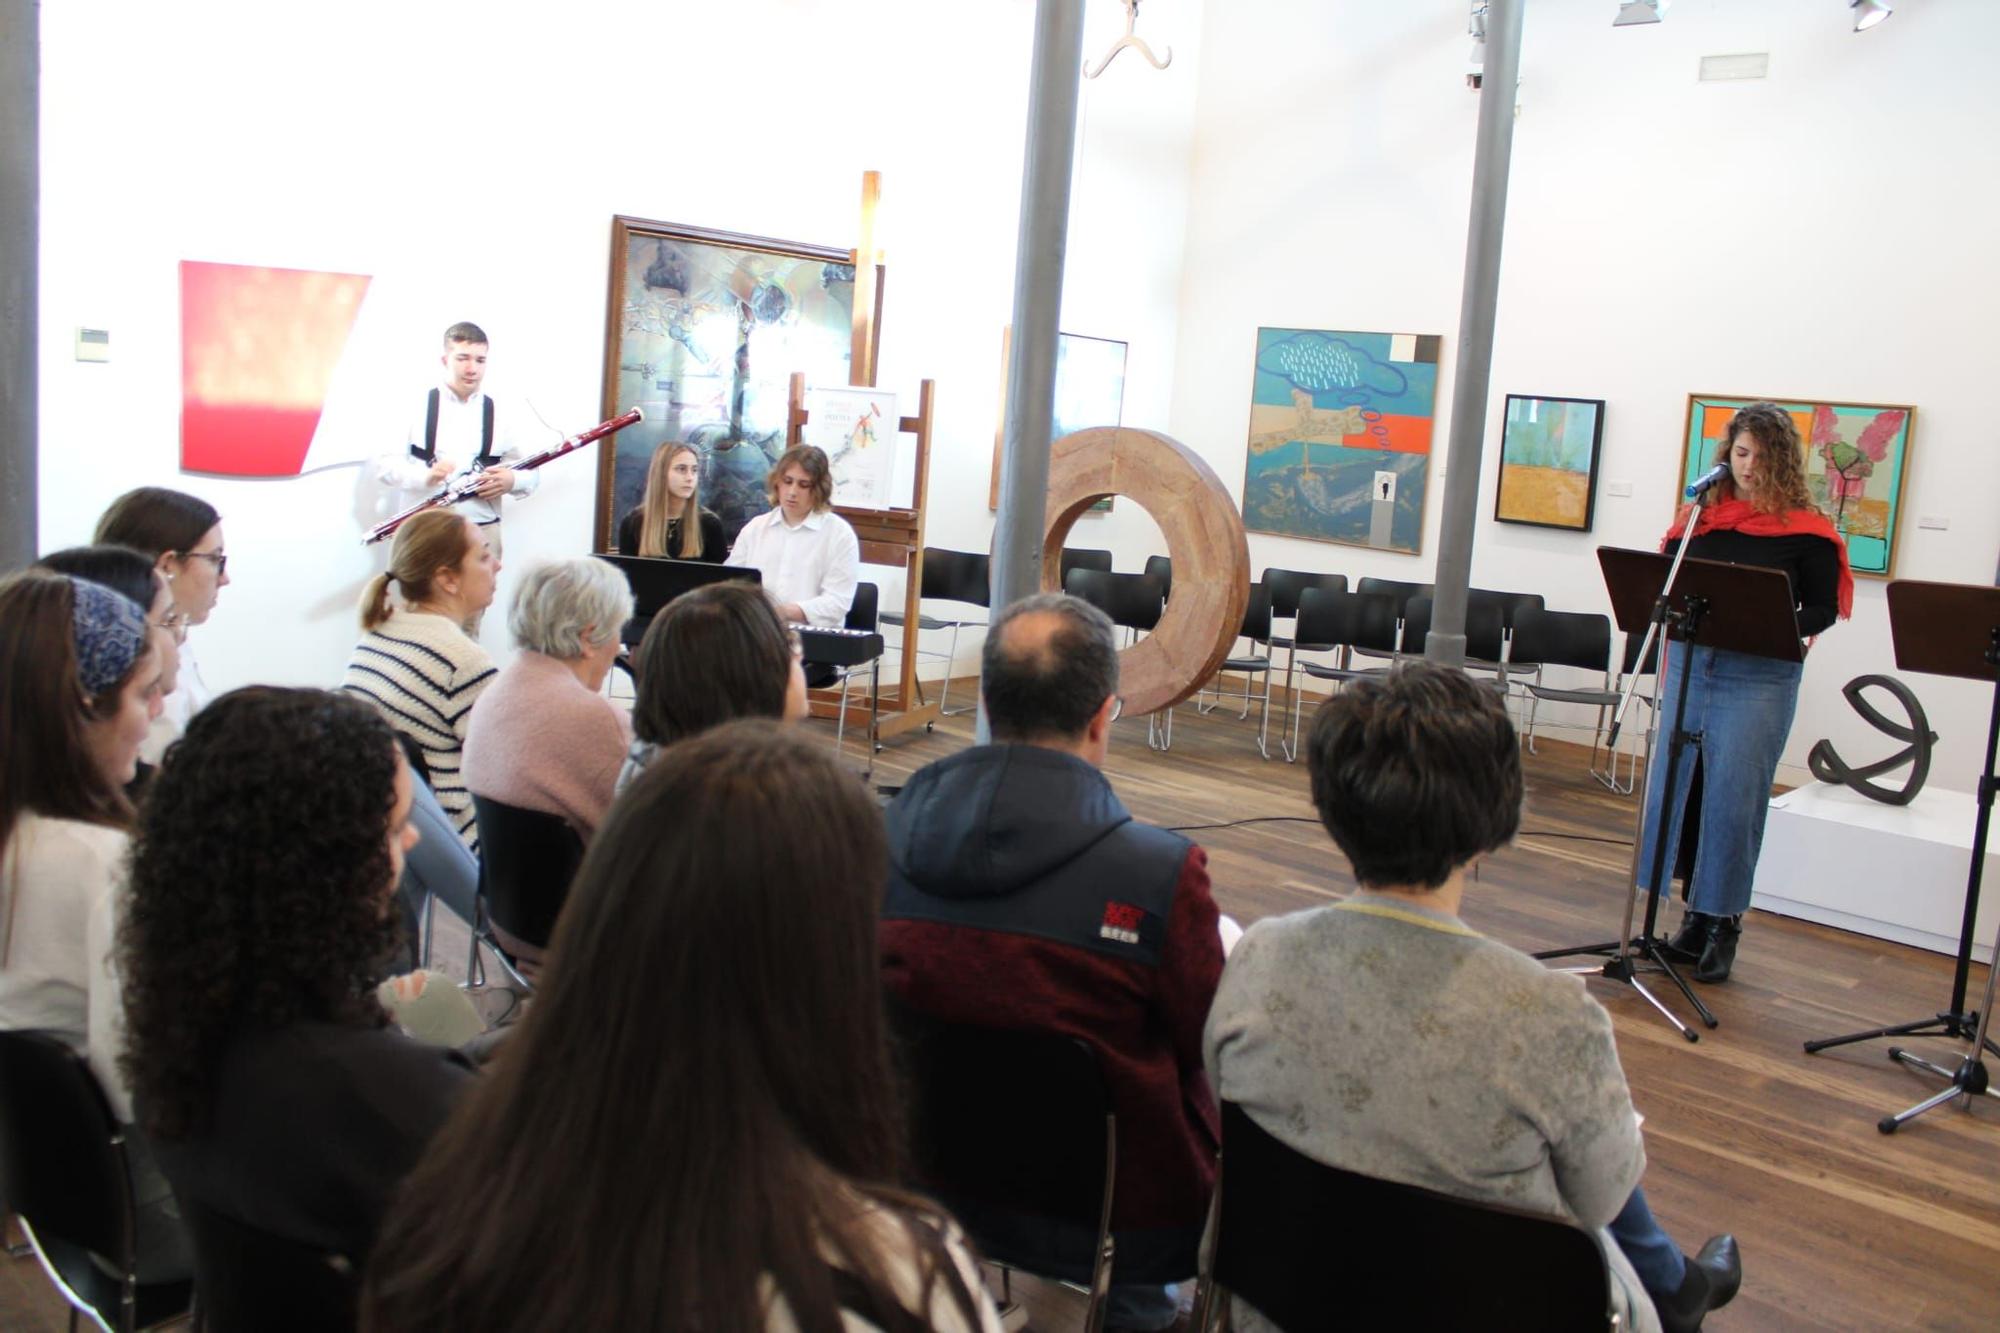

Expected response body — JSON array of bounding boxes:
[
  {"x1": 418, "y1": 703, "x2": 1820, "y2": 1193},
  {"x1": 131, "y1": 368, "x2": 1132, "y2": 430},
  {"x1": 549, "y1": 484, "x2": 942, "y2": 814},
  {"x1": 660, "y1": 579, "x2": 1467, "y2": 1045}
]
[{"x1": 341, "y1": 512, "x2": 498, "y2": 851}]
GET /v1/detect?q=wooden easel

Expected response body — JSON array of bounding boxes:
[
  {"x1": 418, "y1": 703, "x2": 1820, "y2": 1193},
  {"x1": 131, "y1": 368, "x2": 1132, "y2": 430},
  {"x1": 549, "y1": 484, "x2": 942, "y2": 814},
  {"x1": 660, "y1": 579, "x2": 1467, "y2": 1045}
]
[{"x1": 786, "y1": 373, "x2": 939, "y2": 741}]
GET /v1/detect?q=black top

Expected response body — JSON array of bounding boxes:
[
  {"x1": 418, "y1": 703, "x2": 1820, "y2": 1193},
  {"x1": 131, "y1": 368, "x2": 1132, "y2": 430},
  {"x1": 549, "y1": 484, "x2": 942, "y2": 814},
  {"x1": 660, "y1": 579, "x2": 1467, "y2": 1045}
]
[
  {"x1": 616, "y1": 506, "x2": 727, "y2": 562},
  {"x1": 1664, "y1": 529, "x2": 1842, "y2": 638},
  {"x1": 152, "y1": 1021, "x2": 474, "y2": 1260}
]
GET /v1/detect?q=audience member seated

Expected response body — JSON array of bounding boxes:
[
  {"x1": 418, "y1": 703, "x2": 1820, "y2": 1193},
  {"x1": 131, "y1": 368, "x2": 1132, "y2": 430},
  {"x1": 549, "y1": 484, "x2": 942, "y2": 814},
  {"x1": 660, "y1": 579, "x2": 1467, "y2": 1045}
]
[
  {"x1": 363, "y1": 721, "x2": 1004, "y2": 1332},
  {"x1": 119, "y1": 688, "x2": 475, "y2": 1263},
  {"x1": 880, "y1": 592, "x2": 1223, "y2": 1333},
  {"x1": 0, "y1": 572, "x2": 163, "y2": 1114},
  {"x1": 617, "y1": 581, "x2": 808, "y2": 793},
  {"x1": 38, "y1": 544, "x2": 186, "y2": 791},
  {"x1": 342, "y1": 511, "x2": 499, "y2": 851},
  {"x1": 93, "y1": 486, "x2": 228, "y2": 763},
  {"x1": 616, "y1": 440, "x2": 726, "y2": 560},
  {"x1": 464, "y1": 558, "x2": 633, "y2": 837},
  {"x1": 1203, "y1": 664, "x2": 1741, "y2": 1333}
]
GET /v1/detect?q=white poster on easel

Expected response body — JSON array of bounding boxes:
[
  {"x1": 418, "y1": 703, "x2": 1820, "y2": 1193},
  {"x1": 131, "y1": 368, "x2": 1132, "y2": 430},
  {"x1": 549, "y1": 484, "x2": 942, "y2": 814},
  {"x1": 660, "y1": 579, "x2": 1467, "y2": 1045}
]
[{"x1": 807, "y1": 386, "x2": 900, "y2": 510}]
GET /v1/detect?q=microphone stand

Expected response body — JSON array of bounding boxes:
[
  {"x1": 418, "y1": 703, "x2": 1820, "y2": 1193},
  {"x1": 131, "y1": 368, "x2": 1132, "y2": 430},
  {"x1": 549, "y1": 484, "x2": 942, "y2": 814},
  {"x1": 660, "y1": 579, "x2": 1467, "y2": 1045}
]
[{"x1": 1535, "y1": 484, "x2": 1721, "y2": 1039}]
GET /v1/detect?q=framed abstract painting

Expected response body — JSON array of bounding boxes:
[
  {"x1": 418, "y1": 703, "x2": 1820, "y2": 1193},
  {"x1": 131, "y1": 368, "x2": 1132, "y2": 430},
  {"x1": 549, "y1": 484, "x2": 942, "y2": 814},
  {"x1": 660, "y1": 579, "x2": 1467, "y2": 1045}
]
[
  {"x1": 595, "y1": 216, "x2": 884, "y2": 550},
  {"x1": 1239, "y1": 327, "x2": 1441, "y2": 554},
  {"x1": 1494, "y1": 394, "x2": 1604, "y2": 531},
  {"x1": 1678, "y1": 393, "x2": 1915, "y2": 578}
]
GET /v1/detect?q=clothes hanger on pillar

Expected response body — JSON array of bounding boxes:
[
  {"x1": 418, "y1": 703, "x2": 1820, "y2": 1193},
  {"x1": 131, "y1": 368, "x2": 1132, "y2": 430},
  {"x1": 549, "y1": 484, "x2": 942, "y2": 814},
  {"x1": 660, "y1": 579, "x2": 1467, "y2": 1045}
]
[{"x1": 1085, "y1": 0, "x2": 1173, "y2": 79}]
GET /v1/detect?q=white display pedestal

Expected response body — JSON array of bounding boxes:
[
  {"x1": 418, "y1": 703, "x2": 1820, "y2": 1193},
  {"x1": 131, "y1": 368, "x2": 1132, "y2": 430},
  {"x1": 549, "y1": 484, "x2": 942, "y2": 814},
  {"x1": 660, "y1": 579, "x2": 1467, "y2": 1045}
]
[{"x1": 1752, "y1": 781, "x2": 1998, "y2": 963}]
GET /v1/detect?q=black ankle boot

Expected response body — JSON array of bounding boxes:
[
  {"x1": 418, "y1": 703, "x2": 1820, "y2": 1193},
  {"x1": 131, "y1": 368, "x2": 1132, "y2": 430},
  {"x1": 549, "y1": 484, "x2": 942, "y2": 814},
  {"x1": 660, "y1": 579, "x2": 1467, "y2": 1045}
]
[
  {"x1": 1695, "y1": 916, "x2": 1741, "y2": 983},
  {"x1": 1662, "y1": 911, "x2": 1714, "y2": 963},
  {"x1": 1656, "y1": 1234, "x2": 1742, "y2": 1333}
]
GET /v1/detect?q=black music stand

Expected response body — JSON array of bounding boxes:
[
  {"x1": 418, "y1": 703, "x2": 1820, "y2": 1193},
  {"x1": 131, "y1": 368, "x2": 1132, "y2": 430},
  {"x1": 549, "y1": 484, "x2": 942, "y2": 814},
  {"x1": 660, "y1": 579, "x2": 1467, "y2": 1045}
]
[
  {"x1": 1535, "y1": 548, "x2": 1803, "y2": 1041},
  {"x1": 1804, "y1": 580, "x2": 2000, "y2": 1134}
]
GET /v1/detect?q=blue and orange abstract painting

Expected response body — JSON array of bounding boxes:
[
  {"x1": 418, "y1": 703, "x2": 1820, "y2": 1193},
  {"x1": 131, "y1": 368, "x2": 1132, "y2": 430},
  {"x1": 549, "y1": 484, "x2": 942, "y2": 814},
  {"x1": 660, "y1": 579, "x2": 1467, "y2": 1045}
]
[{"x1": 1240, "y1": 327, "x2": 1441, "y2": 553}]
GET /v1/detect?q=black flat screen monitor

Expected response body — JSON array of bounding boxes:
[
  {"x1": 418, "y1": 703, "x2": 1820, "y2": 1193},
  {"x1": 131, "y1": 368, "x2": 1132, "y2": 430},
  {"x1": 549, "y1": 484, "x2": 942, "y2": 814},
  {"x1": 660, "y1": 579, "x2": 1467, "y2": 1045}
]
[{"x1": 594, "y1": 555, "x2": 761, "y2": 645}]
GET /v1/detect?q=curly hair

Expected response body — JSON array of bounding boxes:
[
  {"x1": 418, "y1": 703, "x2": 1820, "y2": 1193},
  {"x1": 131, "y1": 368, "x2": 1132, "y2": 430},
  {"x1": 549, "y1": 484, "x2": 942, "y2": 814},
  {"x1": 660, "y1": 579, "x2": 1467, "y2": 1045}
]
[
  {"x1": 1714, "y1": 402, "x2": 1816, "y2": 516},
  {"x1": 119, "y1": 687, "x2": 406, "y2": 1142},
  {"x1": 764, "y1": 444, "x2": 834, "y2": 513}
]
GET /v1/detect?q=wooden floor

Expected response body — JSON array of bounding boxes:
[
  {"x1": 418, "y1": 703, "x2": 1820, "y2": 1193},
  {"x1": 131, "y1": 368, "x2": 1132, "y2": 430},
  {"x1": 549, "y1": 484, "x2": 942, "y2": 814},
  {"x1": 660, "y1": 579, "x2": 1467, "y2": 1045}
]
[{"x1": 8, "y1": 693, "x2": 1995, "y2": 1331}]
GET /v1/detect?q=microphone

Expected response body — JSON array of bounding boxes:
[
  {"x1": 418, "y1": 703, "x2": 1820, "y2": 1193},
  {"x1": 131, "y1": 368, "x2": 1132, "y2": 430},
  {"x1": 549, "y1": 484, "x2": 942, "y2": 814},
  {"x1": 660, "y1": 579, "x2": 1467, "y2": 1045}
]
[{"x1": 1684, "y1": 462, "x2": 1730, "y2": 499}]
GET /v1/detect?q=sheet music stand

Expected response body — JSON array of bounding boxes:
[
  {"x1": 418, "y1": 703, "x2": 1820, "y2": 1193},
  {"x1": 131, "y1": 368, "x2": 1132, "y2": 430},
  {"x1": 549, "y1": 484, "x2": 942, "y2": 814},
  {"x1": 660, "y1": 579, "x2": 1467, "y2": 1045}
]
[
  {"x1": 1804, "y1": 580, "x2": 2000, "y2": 1134},
  {"x1": 1535, "y1": 547, "x2": 1802, "y2": 1041}
]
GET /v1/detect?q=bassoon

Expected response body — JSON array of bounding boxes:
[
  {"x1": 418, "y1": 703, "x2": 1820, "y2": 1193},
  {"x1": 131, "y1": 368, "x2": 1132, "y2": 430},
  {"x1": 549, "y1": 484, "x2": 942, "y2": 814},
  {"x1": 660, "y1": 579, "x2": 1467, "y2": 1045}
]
[{"x1": 362, "y1": 407, "x2": 644, "y2": 545}]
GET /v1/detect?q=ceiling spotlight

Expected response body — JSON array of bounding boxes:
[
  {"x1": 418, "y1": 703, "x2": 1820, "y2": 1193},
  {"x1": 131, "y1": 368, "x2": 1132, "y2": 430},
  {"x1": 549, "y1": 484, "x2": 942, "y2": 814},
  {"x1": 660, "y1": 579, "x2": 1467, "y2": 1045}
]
[
  {"x1": 1851, "y1": 0, "x2": 1893, "y2": 31},
  {"x1": 1614, "y1": 0, "x2": 1668, "y2": 26}
]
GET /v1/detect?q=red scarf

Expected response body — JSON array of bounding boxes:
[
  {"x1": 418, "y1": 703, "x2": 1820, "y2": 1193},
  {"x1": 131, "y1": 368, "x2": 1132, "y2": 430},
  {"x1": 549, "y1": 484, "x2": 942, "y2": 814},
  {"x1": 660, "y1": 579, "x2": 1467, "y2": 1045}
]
[{"x1": 1661, "y1": 498, "x2": 1853, "y2": 620}]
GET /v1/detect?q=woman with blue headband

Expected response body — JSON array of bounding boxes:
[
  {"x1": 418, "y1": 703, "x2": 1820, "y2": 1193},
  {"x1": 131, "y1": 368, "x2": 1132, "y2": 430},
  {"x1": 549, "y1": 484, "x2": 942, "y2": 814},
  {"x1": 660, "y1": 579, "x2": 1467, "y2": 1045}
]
[{"x1": 0, "y1": 570, "x2": 164, "y2": 1100}]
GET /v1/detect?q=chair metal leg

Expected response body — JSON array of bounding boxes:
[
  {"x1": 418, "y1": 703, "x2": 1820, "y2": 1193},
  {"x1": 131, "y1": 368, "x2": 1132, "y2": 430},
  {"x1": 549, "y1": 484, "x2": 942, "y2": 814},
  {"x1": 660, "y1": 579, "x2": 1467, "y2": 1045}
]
[
  {"x1": 419, "y1": 888, "x2": 437, "y2": 969},
  {"x1": 834, "y1": 669, "x2": 852, "y2": 755},
  {"x1": 1280, "y1": 647, "x2": 1301, "y2": 763},
  {"x1": 1256, "y1": 668, "x2": 1272, "y2": 760}
]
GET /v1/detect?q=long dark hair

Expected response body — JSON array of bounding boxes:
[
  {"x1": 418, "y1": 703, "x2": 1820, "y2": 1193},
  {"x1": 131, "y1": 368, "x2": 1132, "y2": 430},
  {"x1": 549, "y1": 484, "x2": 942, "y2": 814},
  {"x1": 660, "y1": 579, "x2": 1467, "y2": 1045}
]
[
  {"x1": 37, "y1": 545, "x2": 165, "y2": 613},
  {"x1": 119, "y1": 688, "x2": 404, "y2": 1142},
  {"x1": 0, "y1": 571, "x2": 149, "y2": 846},
  {"x1": 363, "y1": 721, "x2": 981, "y2": 1332},
  {"x1": 631, "y1": 582, "x2": 794, "y2": 746}
]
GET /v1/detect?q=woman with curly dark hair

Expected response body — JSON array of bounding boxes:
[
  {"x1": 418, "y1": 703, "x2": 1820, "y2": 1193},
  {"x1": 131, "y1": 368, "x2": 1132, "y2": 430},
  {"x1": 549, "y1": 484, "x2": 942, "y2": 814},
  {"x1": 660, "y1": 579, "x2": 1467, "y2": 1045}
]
[
  {"x1": 363, "y1": 721, "x2": 1002, "y2": 1332},
  {"x1": 1641, "y1": 402, "x2": 1853, "y2": 983},
  {"x1": 120, "y1": 687, "x2": 473, "y2": 1261}
]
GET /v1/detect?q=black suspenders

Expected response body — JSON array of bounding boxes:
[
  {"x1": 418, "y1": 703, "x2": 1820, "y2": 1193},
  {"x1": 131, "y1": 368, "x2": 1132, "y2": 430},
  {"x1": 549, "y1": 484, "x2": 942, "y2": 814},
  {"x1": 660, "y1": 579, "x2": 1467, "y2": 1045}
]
[{"x1": 409, "y1": 389, "x2": 498, "y2": 467}]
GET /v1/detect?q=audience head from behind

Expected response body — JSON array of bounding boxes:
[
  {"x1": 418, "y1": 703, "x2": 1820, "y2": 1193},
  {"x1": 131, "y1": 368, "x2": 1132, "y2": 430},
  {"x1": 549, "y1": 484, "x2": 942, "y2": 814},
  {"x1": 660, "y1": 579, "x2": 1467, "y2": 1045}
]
[
  {"x1": 0, "y1": 571, "x2": 164, "y2": 838},
  {"x1": 38, "y1": 544, "x2": 185, "y2": 697},
  {"x1": 980, "y1": 591, "x2": 1120, "y2": 766},
  {"x1": 119, "y1": 687, "x2": 416, "y2": 1144},
  {"x1": 1305, "y1": 662, "x2": 1522, "y2": 893},
  {"x1": 766, "y1": 442, "x2": 835, "y2": 525},
  {"x1": 365, "y1": 721, "x2": 993, "y2": 1331},
  {"x1": 361, "y1": 510, "x2": 498, "y2": 634},
  {"x1": 507, "y1": 557, "x2": 632, "y2": 693},
  {"x1": 631, "y1": 582, "x2": 808, "y2": 749},
  {"x1": 93, "y1": 485, "x2": 228, "y2": 627}
]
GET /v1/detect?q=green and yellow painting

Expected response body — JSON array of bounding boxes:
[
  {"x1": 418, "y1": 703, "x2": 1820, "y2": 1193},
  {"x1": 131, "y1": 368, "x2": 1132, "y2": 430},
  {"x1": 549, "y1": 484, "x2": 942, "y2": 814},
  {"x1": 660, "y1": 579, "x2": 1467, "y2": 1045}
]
[{"x1": 1495, "y1": 395, "x2": 1604, "y2": 531}]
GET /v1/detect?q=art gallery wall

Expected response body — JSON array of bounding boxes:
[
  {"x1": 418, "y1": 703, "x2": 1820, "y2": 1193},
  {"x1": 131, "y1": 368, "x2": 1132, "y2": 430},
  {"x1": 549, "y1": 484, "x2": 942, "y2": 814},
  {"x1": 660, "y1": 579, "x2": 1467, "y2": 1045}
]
[
  {"x1": 1168, "y1": 0, "x2": 2000, "y2": 788},
  {"x1": 35, "y1": 0, "x2": 1206, "y2": 693}
]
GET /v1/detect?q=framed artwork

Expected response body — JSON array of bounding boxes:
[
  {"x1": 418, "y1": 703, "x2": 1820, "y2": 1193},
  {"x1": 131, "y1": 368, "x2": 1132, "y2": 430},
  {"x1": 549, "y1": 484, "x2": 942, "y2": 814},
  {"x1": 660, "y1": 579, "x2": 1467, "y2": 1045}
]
[
  {"x1": 1494, "y1": 394, "x2": 1605, "y2": 531},
  {"x1": 1678, "y1": 393, "x2": 1915, "y2": 578},
  {"x1": 179, "y1": 260, "x2": 370, "y2": 477},
  {"x1": 595, "y1": 216, "x2": 884, "y2": 550},
  {"x1": 989, "y1": 329, "x2": 1129, "y2": 512},
  {"x1": 1239, "y1": 327, "x2": 1441, "y2": 554}
]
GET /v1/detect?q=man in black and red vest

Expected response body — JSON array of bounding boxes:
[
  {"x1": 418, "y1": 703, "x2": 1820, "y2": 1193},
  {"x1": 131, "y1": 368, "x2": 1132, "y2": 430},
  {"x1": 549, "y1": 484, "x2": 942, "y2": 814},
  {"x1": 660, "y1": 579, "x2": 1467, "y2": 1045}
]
[{"x1": 881, "y1": 592, "x2": 1223, "y2": 1333}]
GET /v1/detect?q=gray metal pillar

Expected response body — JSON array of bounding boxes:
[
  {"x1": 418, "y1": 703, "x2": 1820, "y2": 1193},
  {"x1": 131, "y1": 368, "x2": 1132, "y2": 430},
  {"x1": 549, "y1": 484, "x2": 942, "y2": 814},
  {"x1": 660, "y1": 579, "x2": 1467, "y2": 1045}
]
[
  {"x1": 0, "y1": 0, "x2": 37, "y2": 572},
  {"x1": 982, "y1": 0, "x2": 1086, "y2": 741},
  {"x1": 1426, "y1": 0, "x2": 1523, "y2": 666}
]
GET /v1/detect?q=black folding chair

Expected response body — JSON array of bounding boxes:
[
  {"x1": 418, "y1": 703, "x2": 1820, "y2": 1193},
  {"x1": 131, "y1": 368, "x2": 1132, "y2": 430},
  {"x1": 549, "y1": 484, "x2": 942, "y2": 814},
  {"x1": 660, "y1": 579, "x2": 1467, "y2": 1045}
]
[
  {"x1": 880, "y1": 548, "x2": 988, "y2": 717},
  {"x1": 1143, "y1": 554, "x2": 1173, "y2": 600},
  {"x1": 1282, "y1": 588, "x2": 1400, "y2": 762},
  {"x1": 828, "y1": 581, "x2": 886, "y2": 769},
  {"x1": 890, "y1": 1006, "x2": 1119, "y2": 1333},
  {"x1": 471, "y1": 795, "x2": 585, "y2": 989},
  {"x1": 1059, "y1": 548, "x2": 1114, "y2": 585},
  {"x1": 1512, "y1": 608, "x2": 1658, "y2": 793},
  {"x1": 1402, "y1": 596, "x2": 1508, "y2": 688},
  {"x1": 1353, "y1": 576, "x2": 1434, "y2": 667},
  {"x1": 1194, "y1": 1102, "x2": 1621, "y2": 1333},
  {"x1": 180, "y1": 1196, "x2": 355, "y2": 1333},
  {"x1": 0, "y1": 1031, "x2": 193, "y2": 1333},
  {"x1": 1065, "y1": 568, "x2": 1175, "y2": 751},
  {"x1": 1196, "y1": 582, "x2": 1276, "y2": 759}
]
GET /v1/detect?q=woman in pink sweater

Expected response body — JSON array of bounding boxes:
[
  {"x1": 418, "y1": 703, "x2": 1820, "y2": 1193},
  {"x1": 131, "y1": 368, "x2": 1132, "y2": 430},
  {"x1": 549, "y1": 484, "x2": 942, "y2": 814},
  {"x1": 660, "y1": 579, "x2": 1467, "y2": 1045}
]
[{"x1": 463, "y1": 559, "x2": 634, "y2": 838}]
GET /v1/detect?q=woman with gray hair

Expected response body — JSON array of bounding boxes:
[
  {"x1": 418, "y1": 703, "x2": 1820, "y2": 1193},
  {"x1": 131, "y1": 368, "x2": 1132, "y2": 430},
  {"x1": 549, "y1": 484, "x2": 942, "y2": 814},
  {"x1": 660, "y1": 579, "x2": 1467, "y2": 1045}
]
[{"x1": 462, "y1": 557, "x2": 634, "y2": 843}]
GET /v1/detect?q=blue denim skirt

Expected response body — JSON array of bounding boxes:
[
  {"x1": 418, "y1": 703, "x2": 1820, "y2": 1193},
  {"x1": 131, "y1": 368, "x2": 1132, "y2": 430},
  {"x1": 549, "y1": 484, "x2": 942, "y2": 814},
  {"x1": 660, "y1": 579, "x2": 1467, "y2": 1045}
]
[{"x1": 1636, "y1": 642, "x2": 1803, "y2": 917}]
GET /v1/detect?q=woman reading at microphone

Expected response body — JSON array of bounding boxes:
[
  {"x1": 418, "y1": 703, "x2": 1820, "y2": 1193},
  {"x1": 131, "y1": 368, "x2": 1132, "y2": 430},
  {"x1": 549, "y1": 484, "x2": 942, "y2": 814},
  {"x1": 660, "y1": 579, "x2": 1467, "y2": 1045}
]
[{"x1": 1640, "y1": 402, "x2": 1852, "y2": 984}]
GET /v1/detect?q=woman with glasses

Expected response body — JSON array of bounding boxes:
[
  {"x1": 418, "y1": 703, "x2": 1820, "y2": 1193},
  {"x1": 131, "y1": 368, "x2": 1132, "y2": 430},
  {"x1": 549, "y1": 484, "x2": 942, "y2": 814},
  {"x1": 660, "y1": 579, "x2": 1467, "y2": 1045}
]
[
  {"x1": 617, "y1": 582, "x2": 808, "y2": 793},
  {"x1": 94, "y1": 486, "x2": 230, "y2": 763}
]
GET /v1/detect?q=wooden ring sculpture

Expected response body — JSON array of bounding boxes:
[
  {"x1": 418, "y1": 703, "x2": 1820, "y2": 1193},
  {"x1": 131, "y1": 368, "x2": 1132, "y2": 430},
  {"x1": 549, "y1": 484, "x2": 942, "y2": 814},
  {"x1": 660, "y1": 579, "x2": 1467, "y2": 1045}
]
[{"x1": 1037, "y1": 427, "x2": 1250, "y2": 717}]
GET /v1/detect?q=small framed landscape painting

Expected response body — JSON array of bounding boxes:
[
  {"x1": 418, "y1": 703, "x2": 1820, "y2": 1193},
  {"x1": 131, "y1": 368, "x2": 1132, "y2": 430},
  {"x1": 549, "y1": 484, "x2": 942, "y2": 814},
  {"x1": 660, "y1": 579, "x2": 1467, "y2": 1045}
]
[
  {"x1": 1494, "y1": 394, "x2": 1605, "y2": 532},
  {"x1": 1678, "y1": 393, "x2": 1914, "y2": 578}
]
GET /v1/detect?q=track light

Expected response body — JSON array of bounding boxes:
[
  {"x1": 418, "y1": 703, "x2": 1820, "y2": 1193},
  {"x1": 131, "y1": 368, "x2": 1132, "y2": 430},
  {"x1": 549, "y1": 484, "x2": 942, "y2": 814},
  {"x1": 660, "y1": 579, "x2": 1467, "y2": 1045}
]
[
  {"x1": 1851, "y1": 0, "x2": 1892, "y2": 31},
  {"x1": 1467, "y1": 2, "x2": 1487, "y2": 89},
  {"x1": 1613, "y1": 0, "x2": 1667, "y2": 26}
]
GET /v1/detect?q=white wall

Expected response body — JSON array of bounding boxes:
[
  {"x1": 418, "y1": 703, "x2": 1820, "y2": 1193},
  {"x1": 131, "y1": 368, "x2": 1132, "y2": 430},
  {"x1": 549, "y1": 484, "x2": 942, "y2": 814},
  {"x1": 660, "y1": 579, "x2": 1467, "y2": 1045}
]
[
  {"x1": 1170, "y1": 0, "x2": 2000, "y2": 787},
  {"x1": 37, "y1": 0, "x2": 1206, "y2": 689}
]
